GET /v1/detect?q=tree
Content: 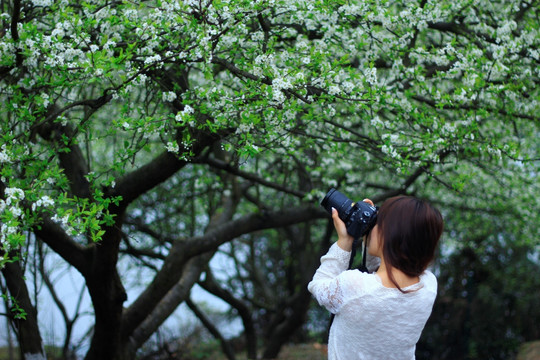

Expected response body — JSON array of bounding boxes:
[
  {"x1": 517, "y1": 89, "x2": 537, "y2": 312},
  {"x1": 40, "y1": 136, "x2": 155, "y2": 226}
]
[
  {"x1": 418, "y1": 240, "x2": 540, "y2": 359},
  {"x1": 1, "y1": 0, "x2": 538, "y2": 359}
]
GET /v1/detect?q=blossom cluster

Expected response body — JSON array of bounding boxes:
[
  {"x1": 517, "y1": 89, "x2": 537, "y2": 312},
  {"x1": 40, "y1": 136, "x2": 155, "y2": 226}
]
[
  {"x1": 0, "y1": 0, "x2": 537, "y2": 261},
  {"x1": 0, "y1": 145, "x2": 12, "y2": 163},
  {"x1": 0, "y1": 188, "x2": 26, "y2": 256}
]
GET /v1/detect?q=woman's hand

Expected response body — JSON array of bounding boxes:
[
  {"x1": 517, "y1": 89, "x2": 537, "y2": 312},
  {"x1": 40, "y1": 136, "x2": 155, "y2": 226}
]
[
  {"x1": 333, "y1": 199, "x2": 374, "y2": 252},
  {"x1": 332, "y1": 207, "x2": 353, "y2": 251}
]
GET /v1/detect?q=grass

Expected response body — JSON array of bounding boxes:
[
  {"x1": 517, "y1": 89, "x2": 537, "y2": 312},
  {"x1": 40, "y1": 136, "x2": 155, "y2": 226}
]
[
  {"x1": 0, "y1": 347, "x2": 19, "y2": 360},
  {"x1": 275, "y1": 343, "x2": 327, "y2": 360},
  {"x1": 0, "y1": 343, "x2": 327, "y2": 360},
  {"x1": 210, "y1": 343, "x2": 328, "y2": 360}
]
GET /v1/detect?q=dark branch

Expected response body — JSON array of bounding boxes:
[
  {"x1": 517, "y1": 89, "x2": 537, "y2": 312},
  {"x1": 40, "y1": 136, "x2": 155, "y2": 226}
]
[
  {"x1": 186, "y1": 297, "x2": 236, "y2": 360},
  {"x1": 127, "y1": 253, "x2": 213, "y2": 352},
  {"x1": 111, "y1": 129, "x2": 225, "y2": 212},
  {"x1": 413, "y1": 95, "x2": 538, "y2": 121},
  {"x1": 11, "y1": 0, "x2": 23, "y2": 66},
  {"x1": 201, "y1": 157, "x2": 306, "y2": 198},
  {"x1": 122, "y1": 205, "x2": 325, "y2": 338},
  {"x1": 183, "y1": 205, "x2": 326, "y2": 259},
  {"x1": 199, "y1": 270, "x2": 258, "y2": 358},
  {"x1": 34, "y1": 217, "x2": 90, "y2": 276},
  {"x1": 34, "y1": 120, "x2": 92, "y2": 198}
]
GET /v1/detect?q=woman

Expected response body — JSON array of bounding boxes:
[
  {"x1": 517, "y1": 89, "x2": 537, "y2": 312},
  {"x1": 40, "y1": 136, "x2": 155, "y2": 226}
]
[{"x1": 308, "y1": 196, "x2": 443, "y2": 359}]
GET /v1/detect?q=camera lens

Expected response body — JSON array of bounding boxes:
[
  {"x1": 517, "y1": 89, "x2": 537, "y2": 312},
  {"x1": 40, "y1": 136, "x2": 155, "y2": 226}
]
[{"x1": 321, "y1": 188, "x2": 354, "y2": 220}]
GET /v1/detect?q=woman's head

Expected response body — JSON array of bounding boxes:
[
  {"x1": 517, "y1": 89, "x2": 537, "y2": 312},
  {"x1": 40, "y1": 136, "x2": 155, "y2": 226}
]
[{"x1": 373, "y1": 196, "x2": 443, "y2": 286}]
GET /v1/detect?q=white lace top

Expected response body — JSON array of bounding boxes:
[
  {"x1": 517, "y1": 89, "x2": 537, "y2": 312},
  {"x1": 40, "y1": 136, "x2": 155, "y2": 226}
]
[{"x1": 308, "y1": 243, "x2": 437, "y2": 360}]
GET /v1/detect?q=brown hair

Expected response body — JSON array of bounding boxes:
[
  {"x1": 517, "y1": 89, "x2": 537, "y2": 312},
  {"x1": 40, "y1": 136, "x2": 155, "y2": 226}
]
[{"x1": 376, "y1": 196, "x2": 443, "y2": 292}]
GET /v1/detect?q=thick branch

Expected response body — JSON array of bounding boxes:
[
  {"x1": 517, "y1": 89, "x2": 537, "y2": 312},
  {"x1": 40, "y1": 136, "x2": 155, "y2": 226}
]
[
  {"x1": 1, "y1": 257, "x2": 46, "y2": 359},
  {"x1": 11, "y1": 0, "x2": 23, "y2": 67},
  {"x1": 182, "y1": 205, "x2": 326, "y2": 259},
  {"x1": 413, "y1": 95, "x2": 538, "y2": 121},
  {"x1": 127, "y1": 253, "x2": 213, "y2": 353},
  {"x1": 262, "y1": 290, "x2": 312, "y2": 359},
  {"x1": 122, "y1": 205, "x2": 325, "y2": 339},
  {"x1": 35, "y1": 115, "x2": 95, "y2": 198},
  {"x1": 34, "y1": 216, "x2": 90, "y2": 276},
  {"x1": 111, "y1": 130, "x2": 224, "y2": 211}
]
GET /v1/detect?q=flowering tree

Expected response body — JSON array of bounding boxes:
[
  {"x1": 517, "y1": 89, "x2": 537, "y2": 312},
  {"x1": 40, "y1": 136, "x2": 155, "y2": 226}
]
[{"x1": 0, "y1": 0, "x2": 538, "y2": 359}]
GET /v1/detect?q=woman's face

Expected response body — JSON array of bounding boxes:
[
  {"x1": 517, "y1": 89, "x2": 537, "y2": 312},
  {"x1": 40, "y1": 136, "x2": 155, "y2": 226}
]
[{"x1": 367, "y1": 224, "x2": 383, "y2": 257}]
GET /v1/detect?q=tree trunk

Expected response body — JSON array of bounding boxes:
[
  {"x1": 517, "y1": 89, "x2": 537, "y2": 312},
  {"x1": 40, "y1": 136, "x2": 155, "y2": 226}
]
[
  {"x1": 261, "y1": 222, "x2": 331, "y2": 359},
  {"x1": 261, "y1": 289, "x2": 312, "y2": 359},
  {"x1": 84, "y1": 270, "x2": 127, "y2": 360},
  {"x1": 1, "y1": 259, "x2": 46, "y2": 360},
  {"x1": 83, "y1": 228, "x2": 128, "y2": 360}
]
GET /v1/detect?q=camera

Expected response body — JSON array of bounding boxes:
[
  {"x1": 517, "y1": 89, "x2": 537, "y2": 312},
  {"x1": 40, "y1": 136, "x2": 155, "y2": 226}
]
[{"x1": 321, "y1": 188, "x2": 378, "y2": 239}]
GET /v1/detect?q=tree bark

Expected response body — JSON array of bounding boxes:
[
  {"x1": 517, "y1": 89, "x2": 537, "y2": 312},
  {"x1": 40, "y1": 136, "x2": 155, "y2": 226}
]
[
  {"x1": 84, "y1": 225, "x2": 128, "y2": 360},
  {"x1": 127, "y1": 253, "x2": 214, "y2": 354},
  {"x1": 260, "y1": 220, "x2": 334, "y2": 358},
  {"x1": 1, "y1": 258, "x2": 46, "y2": 360},
  {"x1": 261, "y1": 289, "x2": 312, "y2": 359},
  {"x1": 122, "y1": 206, "x2": 325, "y2": 340}
]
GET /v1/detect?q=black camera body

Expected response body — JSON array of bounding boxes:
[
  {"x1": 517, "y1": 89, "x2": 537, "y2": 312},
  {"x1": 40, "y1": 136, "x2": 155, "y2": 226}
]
[{"x1": 321, "y1": 188, "x2": 378, "y2": 239}]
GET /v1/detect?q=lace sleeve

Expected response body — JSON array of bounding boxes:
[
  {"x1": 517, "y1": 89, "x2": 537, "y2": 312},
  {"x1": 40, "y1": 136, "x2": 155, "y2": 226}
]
[{"x1": 307, "y1": 243, "x2": 352, "y2": 314}]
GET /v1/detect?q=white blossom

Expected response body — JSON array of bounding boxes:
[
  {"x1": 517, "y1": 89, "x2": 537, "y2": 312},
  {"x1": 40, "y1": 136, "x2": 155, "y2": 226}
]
[
  {"x1": 162, "y1": 91, "x2": 177, "y2": 102},
  {"x1": 5, "y1": 188, "x2": 25, "y2": 205},
  {"x1": 0, "y1": 147, "x2": 10, "y2": 163},
  {"x1": 272, "y1": 78, "x2": 292, "y2": 90},
  {"x1": 166, "y1": 141, "x2": 179, "y2": 153},
  {"x1": 236, "y1": 121, "x2": 254, "y2": 134},
  {"x1": 365, "y1": 67, "x2": 377, "y2": 85},
  {"x1": 175, "y1": 105, "x2": 195, "y2": 122},
  {"x1": 144, "y1": 54, "x2": 162, "y2": 65},
  {"x1": 31, "y1": 0, "x2": 53, "y2": 7},
  {"x1": 370, "y1": 116, "x2": 383, "y2": 128},
  {"x1": 328, "y1": 85, "x2": 340, "y2": 95},
  {"x1": 342, "y1": 81, "x2": 354, "y2": 93}
]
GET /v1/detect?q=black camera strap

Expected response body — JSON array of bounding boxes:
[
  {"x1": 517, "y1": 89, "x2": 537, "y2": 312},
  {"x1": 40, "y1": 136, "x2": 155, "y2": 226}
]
[{"x1": 349, "y1": 237, "x2": 368, "y2": 272}]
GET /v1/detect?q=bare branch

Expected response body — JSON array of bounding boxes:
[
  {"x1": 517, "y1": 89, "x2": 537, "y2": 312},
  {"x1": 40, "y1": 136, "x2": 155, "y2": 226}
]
[
  {"x1": 186, "y1": 296, "x2": 236, "y2": 360},
  {"x1": 127, "y1": 253, "x2": 213, "y2": 353},
  {"x1": 122, "y1": 205, "x2": 324, "y2": 339},
  {"x1": 200, "y1": 156, "x2": 306, "y2": 198},
  {"x1": 199, "y1": 269, "x2": 257, "y2": 359}
]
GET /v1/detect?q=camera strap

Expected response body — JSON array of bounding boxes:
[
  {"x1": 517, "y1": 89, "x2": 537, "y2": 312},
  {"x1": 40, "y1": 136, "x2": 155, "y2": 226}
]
[{"x1": 349, "y1": 237, "x2": 368, "y2": 272}]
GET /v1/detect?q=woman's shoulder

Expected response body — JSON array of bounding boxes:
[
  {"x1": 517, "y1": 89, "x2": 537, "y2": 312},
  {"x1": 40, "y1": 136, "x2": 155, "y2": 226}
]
[
  {"x1": 338, "y1": 269, "x2": 380, "y2": 293},
  {"x1": 420, "y1": 269, "x2": 438, "y2": 292}
]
